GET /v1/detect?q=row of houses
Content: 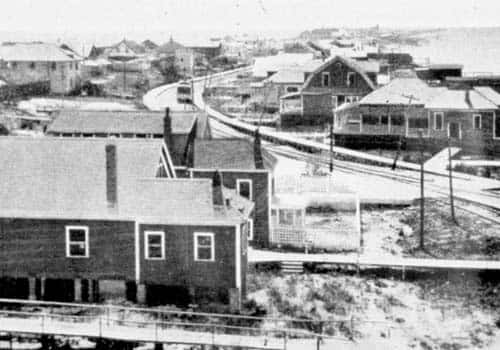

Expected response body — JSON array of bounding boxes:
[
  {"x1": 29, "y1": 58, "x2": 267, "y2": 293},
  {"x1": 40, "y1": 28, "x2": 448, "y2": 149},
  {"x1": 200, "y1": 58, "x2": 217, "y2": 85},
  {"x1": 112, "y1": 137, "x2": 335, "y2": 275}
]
[{"x1": 0, "y1": 108, "x2": 280, "y2": 308}]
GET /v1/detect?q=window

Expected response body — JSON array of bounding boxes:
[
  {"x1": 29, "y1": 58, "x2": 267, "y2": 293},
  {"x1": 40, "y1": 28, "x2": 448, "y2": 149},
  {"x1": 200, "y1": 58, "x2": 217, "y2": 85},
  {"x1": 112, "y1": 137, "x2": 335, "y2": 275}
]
[
  {"x1": 322, "y1": 72, "x2": 330, "y2": 87},
  {"x1": 347, "y1": 72, "x2": 355, "y2": 87},
  {"x1": 433, "y1": 112, "x2": 444, "y2": 130},
  {"x1": 473, "y1": 114, "x2": 482, "y2": 129},
  {"x1": 11, "y1": 62, "x2": 17, "y2": 69},
  {"x1": 278, "y1": 209, "x2": 294, "y2": 226},
  {"x1": 75, "y1": 62, "x2": 79, "y2": 70},
  {"x1": 285, "y1": 86, "x2": 299, "y2": 93},
  {"x1": 145, "y1": 231, "x2": 165, "y2": 260},
  {"x1": 247, "y1": 219, "x2": 254, "y2": 241},
  {"x1": 51, "y1": 62, "x2": 57, "y2": 71},
  {"x1": 194, "y1": 232, "x2": 214, "y2": 261},
  {"x1": 381, "y1": 115, "x2": 389, "y2": 125},
  {"x1": 29, "y1": 62, "x2": 36, "y2": 70},
  {"x1": 236, "y1": 179, "x2": 252, "y2": 200},
  {"x1": 65, "y1": 226, "x2": 89, "y2": 258},
  {"x1": 408, "y1": 118, "x2": 429, "y2": 129},
  {"x1": 347, "y1": 114, "x2": 361, "y2": 124},
  {"x1": 390, "y1": 114, "x2": 405, "y2": 126},
  {"x1": 362, "y1": 114, "x2": 380, "y2": 125}
]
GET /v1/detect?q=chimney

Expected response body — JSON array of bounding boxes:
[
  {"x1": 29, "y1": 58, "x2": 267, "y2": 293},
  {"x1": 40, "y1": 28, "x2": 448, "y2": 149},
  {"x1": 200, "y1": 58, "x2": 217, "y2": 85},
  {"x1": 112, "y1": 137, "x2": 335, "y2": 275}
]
[
  {"x1": 254, "y1": 128, "x2": 264, "y2": 169},
  {"x1": 212, "y1": 170, "x2": 225, "y2": 206},
  {"x1": 105, "y1": 144, "x2": 118, "y2": 207},
  {"x1": 163, "y1": 107, "x2": 173, "y2": 151}
]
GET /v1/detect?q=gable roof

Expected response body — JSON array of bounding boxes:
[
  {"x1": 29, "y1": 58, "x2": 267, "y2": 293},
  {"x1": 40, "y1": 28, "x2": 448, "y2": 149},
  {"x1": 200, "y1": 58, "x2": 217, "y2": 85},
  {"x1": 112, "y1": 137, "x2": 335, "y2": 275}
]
[
  {"x1": 303, "y1": 55, "x2": 377, "y2": 90},
  {"x1": 142, "y1": 40, "x2": 159, "y2": 51},
  {"x1": 157, "y1": 38, "x2": 185, "y2": 55},
  {"x1": 0, "y1": 137, "x2": 241, "y2": 224},
  {"x1": 193, "y1": 138, "x2": 277, "y2": 170},
  {"x1": 0, "y1": 42, "x2": 80, "y2": 62},
  {"x1": 359, "y1": 77, "x2": 442, "y2": 105},
  {"x1": 47, "y1": 110, "x2": 198, "y2": 135},
  {"x1": 252, "y1": 53, "x2": 315, "y2": 78}
]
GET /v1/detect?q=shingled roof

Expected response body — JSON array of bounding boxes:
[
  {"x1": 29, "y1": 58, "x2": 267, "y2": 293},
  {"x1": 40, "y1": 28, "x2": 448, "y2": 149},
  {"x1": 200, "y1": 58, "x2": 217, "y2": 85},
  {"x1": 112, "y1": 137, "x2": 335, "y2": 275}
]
[
  {"x1": 47, "y1": 110, "x2": 198, "y2": 135},
  {"x1": 193, "y1": 138, "x2": 277, "y2": 170},
  {"x1": 0, "y1": 137, "x2": 242, "y2": 225}
]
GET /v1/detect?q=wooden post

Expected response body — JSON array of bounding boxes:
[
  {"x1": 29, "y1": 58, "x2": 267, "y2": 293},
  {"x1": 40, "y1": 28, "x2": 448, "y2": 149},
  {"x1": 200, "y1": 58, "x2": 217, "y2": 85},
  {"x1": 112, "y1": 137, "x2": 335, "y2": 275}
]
[
  {"x1": 447, "y1": 137, "x2": 457, "y2": 224},
  {"x1": 74, "y1": 278, "x2": 82, "y2": 302},
  {"x1": 329, "y1": 122, "x2": 334, "y2": 173},
  {"x1": 419, "y1": 130, "x2": 425, "y2": 250},
  {"x1": 28, "y1": 277, "x2": 36, "y2": 300}
]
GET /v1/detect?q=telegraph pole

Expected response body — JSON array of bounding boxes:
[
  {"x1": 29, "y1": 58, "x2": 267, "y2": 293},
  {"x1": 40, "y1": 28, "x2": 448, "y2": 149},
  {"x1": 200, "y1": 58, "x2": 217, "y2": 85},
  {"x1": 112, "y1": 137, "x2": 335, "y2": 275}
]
[
  {"x1": 448, "y1": 136, "x2": 457, "y2": 224},
  {"x1": 329, "y1": 122, "x2": 334, "y2": 173},
  {"x1": 419, "y1": 130, "x2": 425, "y2": 250}
]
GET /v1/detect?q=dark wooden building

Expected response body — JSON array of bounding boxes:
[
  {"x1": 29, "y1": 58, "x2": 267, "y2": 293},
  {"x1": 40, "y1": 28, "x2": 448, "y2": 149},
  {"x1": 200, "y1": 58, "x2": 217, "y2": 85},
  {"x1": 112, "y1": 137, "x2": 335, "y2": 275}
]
[
  {"x1": 279, "y1": 55, "x2": 378, "y2": 127},
  {"x1": 190, "y1": 134, "x2": 277, "y2": 248},
  {"x1": 0, "y1": 137, "x2": 249, "y2": 309}
]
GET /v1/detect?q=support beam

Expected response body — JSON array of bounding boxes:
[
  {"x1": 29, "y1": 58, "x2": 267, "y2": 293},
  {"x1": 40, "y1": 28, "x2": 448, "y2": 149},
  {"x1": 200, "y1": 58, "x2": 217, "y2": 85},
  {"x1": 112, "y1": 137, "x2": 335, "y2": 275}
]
[
  {"x1": 74, "y1": 278, "x2": 82, "y2": 302},
  {"x1": 229, "y1": 288, "x2": 240, "y2": 313},
  {"x1": 137, "y1": 283, "x2": 146, "y2": 304},
  {"x1": 28, "y1": 277, "x2": 36, "y2": 301},
  {"x1": 40, "y1": 277, "x2": 46, "y2": 301}
]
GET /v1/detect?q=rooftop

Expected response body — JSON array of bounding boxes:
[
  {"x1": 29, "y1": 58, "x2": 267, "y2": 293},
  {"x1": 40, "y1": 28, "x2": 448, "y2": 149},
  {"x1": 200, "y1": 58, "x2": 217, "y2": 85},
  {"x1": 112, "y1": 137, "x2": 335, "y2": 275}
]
[
  {"x1": 426, "y1": 88, "x2": 499, "y2": 110},
  {"x1": 0, "y1": 137, "x2": 241, "y2": 224},
  {"x1": 193, "y1": 138, "x2": 277, "y2": 170},
  {"x1": 47, "y1": 110, "x2": 198, "y2": 135},
  {"x1": 0, "y1": 42, "x2": 80, "y2": 62},
  {"x1": 359, "y1": 77, "x2": 442, "y2": 105}
]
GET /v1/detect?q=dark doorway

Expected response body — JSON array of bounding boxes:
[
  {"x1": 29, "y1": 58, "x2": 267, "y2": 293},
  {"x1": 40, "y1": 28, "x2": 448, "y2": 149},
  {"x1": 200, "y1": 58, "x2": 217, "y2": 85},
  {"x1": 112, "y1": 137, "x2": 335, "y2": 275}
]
[
  {"x1": 43, "y1": 279, "x2": 75, "y2": 302},
  {"x1": 448, "y1": 122, "x2": 461, "y2": 139},
  {"x1": 146, "y1": 285, "x2": 191, "y2": 307}
]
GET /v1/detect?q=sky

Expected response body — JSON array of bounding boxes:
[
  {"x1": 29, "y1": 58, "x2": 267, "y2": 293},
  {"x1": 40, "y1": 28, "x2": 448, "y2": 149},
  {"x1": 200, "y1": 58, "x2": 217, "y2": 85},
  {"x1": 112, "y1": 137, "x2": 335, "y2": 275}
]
[{"x1": 0, "y1": 0, "x2": 499, "y2": 46}]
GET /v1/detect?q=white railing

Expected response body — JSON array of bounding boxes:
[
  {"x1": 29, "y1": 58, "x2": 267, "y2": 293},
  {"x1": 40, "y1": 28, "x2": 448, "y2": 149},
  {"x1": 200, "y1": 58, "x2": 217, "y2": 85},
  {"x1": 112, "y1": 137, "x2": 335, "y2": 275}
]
[{"x1": 270, "y1": 224, "x2": 359, "y2": 252}]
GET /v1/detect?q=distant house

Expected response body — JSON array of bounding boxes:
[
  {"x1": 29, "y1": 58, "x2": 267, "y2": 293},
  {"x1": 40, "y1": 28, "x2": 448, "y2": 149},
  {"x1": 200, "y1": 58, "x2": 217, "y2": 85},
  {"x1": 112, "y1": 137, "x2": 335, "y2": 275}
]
[
  {"x1": 416, "y1": 64, "x2": 463, "y2": 83},
  {"x1": 279, "y1": 55, "x2": 378, "y2": 127},
  {"x1": 183, "y1": 39, "x2": 222, "y2": 61},
  {"x1": 262, "y1": 59, "x2": 323, "y2": 107},
  {"x1": 0, "y1": 42, "x2": 82, "y2": 94},
  {"x1": 0, "y1": 137, "x2": 250, "y2": 309},
  {"x1": 47, "y1": 108, "x2": 211, "y2": 166},
  {"x1": 334, "y1": 77, "x2": 500, "y2": 154},
  {"x1": 190, "y1": 134, "x2": 277, "y2": 248},
  {"x1": 142, "y1": 40, "x2": 159, "y2": 52}
]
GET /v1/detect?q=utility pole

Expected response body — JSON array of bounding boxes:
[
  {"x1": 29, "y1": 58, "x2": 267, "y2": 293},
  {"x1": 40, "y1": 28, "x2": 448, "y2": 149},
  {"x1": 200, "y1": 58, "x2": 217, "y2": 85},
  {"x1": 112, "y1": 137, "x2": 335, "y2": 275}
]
[
  {"x1": 329, "y1": 121, "x2": 334, "y2": 173},
  {"x1": 448, "y1": 136, "x2": 457, "y2": 224},
  {"x1": 419, "y1": 130, "x2": 425, "y2": 250}
]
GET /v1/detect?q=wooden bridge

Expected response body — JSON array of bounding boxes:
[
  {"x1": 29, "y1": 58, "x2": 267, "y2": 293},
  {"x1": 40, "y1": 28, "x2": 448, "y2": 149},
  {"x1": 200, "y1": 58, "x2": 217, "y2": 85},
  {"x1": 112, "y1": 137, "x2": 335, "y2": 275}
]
[{"x1": 0, "y1": 299, "x2": 356, "y2": 350}]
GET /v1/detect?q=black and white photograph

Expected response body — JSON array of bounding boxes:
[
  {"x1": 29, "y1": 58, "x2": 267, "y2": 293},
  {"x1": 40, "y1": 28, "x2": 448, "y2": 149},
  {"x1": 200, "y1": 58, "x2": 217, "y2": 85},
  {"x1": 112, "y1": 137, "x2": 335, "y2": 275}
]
[{"x1": 0, "y1": 1, "x2": 500, "y2": 349}]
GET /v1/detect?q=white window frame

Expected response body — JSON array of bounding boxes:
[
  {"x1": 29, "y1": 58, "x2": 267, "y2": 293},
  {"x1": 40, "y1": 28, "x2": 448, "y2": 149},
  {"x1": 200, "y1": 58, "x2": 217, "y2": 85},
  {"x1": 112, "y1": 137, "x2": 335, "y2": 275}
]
[
  {"x1": 144, "y1": 231, "x2": 165, "y2": 260},
  {"x1": 346, "y1": 72, "x2": 355, "y2": 87},
  {"x1": 433, "y1": 112, "x2": 444, "y2": 130},
  {"x1": 65, "y1": 226, "x2": 89, "y2": 258},
  {"x1": 194, "y1": 232, "x2": 215, "y2": 262},
  {"x1": 236, "y1": 179, "x2": 253, "y2": 200},
  {"x1": 321, "y1": 72, "x2": 330, "y2": 87},
  {"x1": 473, "y1": 114, "x2": 482, "y2": 130},
  {"x1": 247, "y1": 219, "x2": 254, "y2": 241}
]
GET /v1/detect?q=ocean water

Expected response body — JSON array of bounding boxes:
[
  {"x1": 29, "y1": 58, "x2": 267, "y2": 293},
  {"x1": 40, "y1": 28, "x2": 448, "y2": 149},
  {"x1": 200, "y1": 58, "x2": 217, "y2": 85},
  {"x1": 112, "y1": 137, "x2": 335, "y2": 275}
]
[{"x1": 398, "y1": 27, "x2": 500, "y2": 75}]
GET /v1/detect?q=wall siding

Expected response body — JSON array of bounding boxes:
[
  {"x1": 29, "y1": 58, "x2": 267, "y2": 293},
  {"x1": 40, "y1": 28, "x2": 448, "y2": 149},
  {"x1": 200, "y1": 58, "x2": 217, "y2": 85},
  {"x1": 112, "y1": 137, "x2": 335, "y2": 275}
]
[
  {"x1": 0, "y1": 218, "x2": 135, "y2": 280},
  {"x1": 192, "y1": 170, "x2": 270, "y2": 248},
  {"x1": 139, "y1": 224, "x2": 237, "y2": 289}
]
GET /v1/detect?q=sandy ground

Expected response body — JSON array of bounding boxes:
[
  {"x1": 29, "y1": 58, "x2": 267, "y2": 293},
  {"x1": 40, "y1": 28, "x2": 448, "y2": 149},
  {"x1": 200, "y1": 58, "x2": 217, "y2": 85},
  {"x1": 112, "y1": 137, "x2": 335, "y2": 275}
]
[{"x1": 247, "y1": 271, "x2": 500, "y2": 350}]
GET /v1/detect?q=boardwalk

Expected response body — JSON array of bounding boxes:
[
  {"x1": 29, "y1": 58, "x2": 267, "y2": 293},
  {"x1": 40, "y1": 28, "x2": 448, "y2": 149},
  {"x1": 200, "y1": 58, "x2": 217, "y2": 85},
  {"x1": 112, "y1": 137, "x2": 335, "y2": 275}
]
[
  {"x1": 249, "y1": 249, "x2": 500, "y2": 271},
  {"x1": 0, "y1": 301, "x2": 356, "y2": 350}
]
